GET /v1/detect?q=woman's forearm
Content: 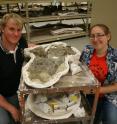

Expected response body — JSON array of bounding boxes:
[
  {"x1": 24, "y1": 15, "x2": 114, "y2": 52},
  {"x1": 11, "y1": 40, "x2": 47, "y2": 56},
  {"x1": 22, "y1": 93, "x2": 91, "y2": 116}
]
[{"x1": 99, "y1": 83, "x2": 117, "y2": 94}]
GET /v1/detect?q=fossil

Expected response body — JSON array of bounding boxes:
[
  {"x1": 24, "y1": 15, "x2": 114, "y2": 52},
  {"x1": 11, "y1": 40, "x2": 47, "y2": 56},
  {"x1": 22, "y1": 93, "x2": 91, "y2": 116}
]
[{"x1": 22, "y1": 42, "x2": 81, "y2": 88}]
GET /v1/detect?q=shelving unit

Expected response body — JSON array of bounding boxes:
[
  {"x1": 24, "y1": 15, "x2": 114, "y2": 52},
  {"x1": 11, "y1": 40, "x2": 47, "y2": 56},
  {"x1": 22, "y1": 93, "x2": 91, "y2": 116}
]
[
  {"x1": 0, "y1": 0, "x2": 92, "y2": 43},
  {"x1": 18, "y1": 62, "x2": 100, "y2": 124}
]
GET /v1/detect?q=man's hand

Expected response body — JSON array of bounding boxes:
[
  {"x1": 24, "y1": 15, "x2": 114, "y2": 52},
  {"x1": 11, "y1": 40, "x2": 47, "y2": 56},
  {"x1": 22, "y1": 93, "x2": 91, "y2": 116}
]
[
  {"x1": 9, "y1": 105, "x2": 21, "y2": 122},
  {"x1": 0, "y1": 95, "x2": 21, "y2": 122},
  {"x1": 28, "y1": 43, "x2": 36, "y2": 48}
]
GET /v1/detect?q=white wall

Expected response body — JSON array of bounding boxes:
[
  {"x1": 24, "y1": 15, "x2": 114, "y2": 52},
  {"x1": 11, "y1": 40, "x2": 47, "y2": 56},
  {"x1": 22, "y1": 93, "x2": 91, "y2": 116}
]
[{"x1": 91, "y1": 0, "x2": 117, "y2": 47}]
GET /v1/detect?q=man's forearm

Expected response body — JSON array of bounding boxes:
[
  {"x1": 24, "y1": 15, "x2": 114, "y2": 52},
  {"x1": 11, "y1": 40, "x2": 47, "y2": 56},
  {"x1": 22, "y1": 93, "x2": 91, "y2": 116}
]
[{"x1": 0, "y1": 95, "x2": 14, "y2": 112}]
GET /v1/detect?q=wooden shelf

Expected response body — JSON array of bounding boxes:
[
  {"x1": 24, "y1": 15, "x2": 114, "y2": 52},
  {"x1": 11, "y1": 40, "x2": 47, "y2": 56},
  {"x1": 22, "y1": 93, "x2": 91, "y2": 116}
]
[
  {"x1": 30, "y1": 31, "x2": 87, "y2": 44},
  {"x1": 28, "y1": 14, "x2": 91, "y2": 23},
  {"x1": 0, "y1": 0, "x2": 90, "y2": 4}
]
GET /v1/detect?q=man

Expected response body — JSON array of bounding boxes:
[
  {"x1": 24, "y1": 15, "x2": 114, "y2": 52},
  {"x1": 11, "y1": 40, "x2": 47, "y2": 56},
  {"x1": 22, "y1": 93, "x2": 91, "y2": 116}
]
[{"x1": 0, "y1": 13, "x2": 28, "y2": 124}]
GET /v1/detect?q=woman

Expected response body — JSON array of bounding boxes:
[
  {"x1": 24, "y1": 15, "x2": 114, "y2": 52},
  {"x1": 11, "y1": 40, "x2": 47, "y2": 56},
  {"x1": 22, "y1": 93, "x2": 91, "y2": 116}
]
[
  {"x1": 80, "y1": 24, "x2": 117, "y2": 124},
  {"x1": 0, "y1": 13, "x2": 28, "y2": 124}
]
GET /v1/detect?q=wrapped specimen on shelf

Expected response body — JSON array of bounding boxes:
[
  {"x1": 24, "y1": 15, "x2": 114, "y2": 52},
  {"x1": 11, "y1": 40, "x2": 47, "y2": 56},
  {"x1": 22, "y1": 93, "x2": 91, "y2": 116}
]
[{"x1": 26, "y1": 93, "x2": 85, "y2": 119}]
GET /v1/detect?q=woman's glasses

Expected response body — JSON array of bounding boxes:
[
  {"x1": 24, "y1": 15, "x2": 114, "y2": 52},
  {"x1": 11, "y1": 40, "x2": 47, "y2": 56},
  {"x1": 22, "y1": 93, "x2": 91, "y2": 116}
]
[{"x1": 89, "y1": 33, "x2": 106, "y2": 40}]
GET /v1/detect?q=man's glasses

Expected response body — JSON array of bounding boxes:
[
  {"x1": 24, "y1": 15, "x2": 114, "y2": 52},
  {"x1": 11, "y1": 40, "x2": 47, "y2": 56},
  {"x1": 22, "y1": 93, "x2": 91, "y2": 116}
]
[{"x1": 89, "y1": 33, "x2": 106, "y2": 40}]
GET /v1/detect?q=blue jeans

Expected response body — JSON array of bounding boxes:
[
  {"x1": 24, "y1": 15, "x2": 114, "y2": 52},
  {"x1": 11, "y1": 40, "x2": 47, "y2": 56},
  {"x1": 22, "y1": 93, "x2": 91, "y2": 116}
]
[
  {"x1": 0, "y1": 95, "x2": 19, "y2": 124},
  {"x1": 102, "y1": 97, "x2": 117, "y2": 124},
  {"x1": 87, "y1": 95, "x2": 117, "y2": 124}
]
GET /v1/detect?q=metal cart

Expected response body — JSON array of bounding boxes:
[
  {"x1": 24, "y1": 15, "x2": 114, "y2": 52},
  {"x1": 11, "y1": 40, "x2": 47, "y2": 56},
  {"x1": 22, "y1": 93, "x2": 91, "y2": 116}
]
[{"x1": 18, "y1": 63, "x2": 100, "y2": 124}]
